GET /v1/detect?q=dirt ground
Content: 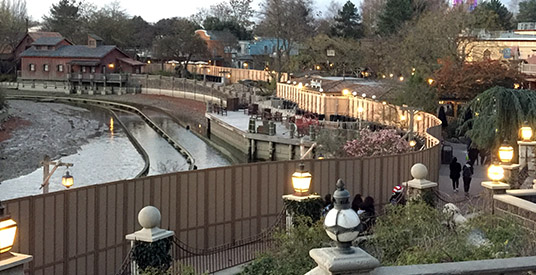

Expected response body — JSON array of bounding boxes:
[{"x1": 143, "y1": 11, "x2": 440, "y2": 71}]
[{"x1": 0, "y1": 101, "x2": 109, "y2": 182}]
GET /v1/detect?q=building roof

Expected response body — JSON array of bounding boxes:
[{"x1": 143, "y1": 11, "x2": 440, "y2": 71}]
[
  {"x1": 27, "y1": 32, "x2": 62, "y2": 40},
  {"x1": 88, "y1": 34, "x2": 104, "y2": 41},
  {"x1": 117, "y1": 57, "x2": 144, "y2": 66},
  {"x1": 31, "y1": 37, "x2": 66, "y2": 46},
  {"x1": 21, "y1": 45, "x2": 117, "y2": 58}
]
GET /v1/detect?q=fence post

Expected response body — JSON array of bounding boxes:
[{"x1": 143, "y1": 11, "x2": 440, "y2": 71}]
[
  {"x1": 401, "y1": 163, "x2": 438, "y2": 205},
  {"x1": 125, "y1": 206, "x2": 175, "y2": 274}
]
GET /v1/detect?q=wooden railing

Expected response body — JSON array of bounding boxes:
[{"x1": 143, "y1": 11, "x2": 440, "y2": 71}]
[
  {"x1": 186, "y1": 65, "x2": 289, "y2": 84},
  {"x1": 276, "y1": 83, "x2": 442, "y2": 149}
]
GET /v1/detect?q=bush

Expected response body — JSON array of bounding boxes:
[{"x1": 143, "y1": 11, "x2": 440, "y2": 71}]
[
  {"x1": 240, "y1": 216, "x2": 330, "y2": 275},
  {"x1": 367, "y1": 202, "x2": 536, "y2": 265}
]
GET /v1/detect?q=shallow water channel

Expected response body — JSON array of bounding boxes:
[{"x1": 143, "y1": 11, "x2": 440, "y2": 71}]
[{"x1": 0, "y1": 101, "x2": 229, "y2": 200}]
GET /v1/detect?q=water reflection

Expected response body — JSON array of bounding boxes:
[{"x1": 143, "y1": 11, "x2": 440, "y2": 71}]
[{"x1": 140, "y1": 109, "x2": 230, "y2": 169}]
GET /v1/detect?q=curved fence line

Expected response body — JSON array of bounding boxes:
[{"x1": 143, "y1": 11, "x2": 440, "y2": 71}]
[
  {"x1": 276, "y1": 83, "x2": 442, "y2": 148},
  {"x1": 3, "y1": 83, "x2": 443, "y2": 275}
]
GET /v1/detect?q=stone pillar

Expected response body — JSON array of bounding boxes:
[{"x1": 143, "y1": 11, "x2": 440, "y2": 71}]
[
  {"x1": 0, "y1": 253, "x2": 33, "y2": 275},
  {"x1": 502, "y1": 164, "x2": 521, "y2": 189},
  {"x1": 481, "y1": 181, "x2": 510, "y2": 213},
  {"x1": 125, "y1": 206, "x2": 174, "y2": 274},
  {"x1": 307, "y1": 247, "x2": 380, "y2": 275},
  {"x1": 402, "y1": 163, "x2": 438, "y2": 204},
  {"x1": 518, "y1": 141, "x2": 536, "y2": 177}
]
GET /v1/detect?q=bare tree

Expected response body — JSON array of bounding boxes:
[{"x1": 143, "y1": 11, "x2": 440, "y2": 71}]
[
  {"x1": 0, "y1": 0, "x2": 27, "y2": 73},
  {"x1": 257, "y1": 0, "x2": 315, "y2": 77}
]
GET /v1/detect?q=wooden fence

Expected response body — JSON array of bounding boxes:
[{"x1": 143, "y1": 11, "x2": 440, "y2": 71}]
[
  {"x1": 277, "y1": 83, "x2": 442, "y2": 148},
  {"x1": 5, "y1": 143, "x2": 439, "y2": 274},
  {"x1": 4, "y1": 79, "x2": 442, "y2": 274},
  {"x1": 186, "y1": 65, "x2": 289, "y2": 84}
]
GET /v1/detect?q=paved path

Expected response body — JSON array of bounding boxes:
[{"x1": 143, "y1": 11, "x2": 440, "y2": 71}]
[{"x1": 438, "y1": 141, "x2": 488, "y2": 202}]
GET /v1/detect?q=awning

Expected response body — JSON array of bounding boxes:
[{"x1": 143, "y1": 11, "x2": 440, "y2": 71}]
[
  {"x1": 68, "y1": 60, "x2": 100, "y2": 66},
  {"x1": 118, "y1": 57, "x2": 145, "y2": 66}
]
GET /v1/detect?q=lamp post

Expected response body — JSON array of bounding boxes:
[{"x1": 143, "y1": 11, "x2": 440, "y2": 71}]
[
  {"x1": 282, "y1": 162, "x2": 320, "y2": 230},
  {"x1": 306, "y1": 180, "x2": 380, "y2": 275},
  {"x1": 482, "y1": 162, "x2": 510, "y2": 213},
  {"x1": 40, "y1": 155, "x2": 74, "y2": 194},
  {"x1": 324, "y1": 179, "x2": 360, "y2": 254},
  {"x1": 0, "y1": 202, "x2": 32, "y2": 275},
  {"x1": 498, "y1": 142, "x2": 514, "y2": 164}
]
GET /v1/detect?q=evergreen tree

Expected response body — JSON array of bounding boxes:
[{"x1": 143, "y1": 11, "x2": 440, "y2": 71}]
[
  {"x1": 517, "y1": 0, "x2": 536, "y2": 22},
  {"x1": 378, "y1": 0, "x2": 413, "y2": 35},
  {"x1": 42, "y1": 0, "x2": 87, "y2": 43},
  {"x1": 331, "y1": 1, "x2": 363, "y2": 39},
  {"x1": 472, "y1": 0, "x2": 513, "y2": 30}
]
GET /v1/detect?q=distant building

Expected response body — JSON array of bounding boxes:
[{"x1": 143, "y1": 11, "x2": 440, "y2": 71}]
[
  {"x1": 463, "y1": 22, "x2": 536, "y2": 89},
  {"x1": 235, "y1": 37, "x2": 299, "y2": 70},
  {"x1": 195, "y1": 30, "x2": 236, "y2": 66},
  {"x1": 19, "y1": 34, "x2": 144, "y2": 85}
]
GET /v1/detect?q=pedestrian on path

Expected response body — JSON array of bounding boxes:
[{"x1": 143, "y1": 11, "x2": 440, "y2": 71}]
[
  {"x1": 449, "y1": 157, "x2": 462, "y2": 192},
  {"x1": 462, "y1": 162, "x2": 474, "y2": 196}
]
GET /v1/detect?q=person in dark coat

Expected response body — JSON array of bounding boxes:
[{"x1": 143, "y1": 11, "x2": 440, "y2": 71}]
[
  {"x1": 449, "y1": 157, "x2": 462, "y2": 192},
  {"x1": 468, "y1": 147, "x2": 479, "y2": 166},
  {"x1": 462, "y1": 162, "x2": 474, "y2": 196},
  {"x1": 360, "y1": 196, "x2": 376, "y2": 232},
  {"x1": 438, "y1": 106, "x2": 448, "y2": 129},
  {"x1": 351, "y1": 194, "x2": 363, "y2": 213}
]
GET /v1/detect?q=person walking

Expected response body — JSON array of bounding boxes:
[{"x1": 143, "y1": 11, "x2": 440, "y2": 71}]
[
  {"x1": 449, "y1": 157, "x2": 462, "y2": 192},
  {"x1": 462, "y1": 162, "x2": 474, "y2": 196}
]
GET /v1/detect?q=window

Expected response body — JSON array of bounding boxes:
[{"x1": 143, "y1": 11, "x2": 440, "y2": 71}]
[
  {"x1": 43, "y1": 64, "x2": 49, "y2": 72},
  {"x1": 82, "y1": 66, "x2": 86, "y2": 73},
  {"x1": 57, "y1": 64, "x2": 64, "y2": 72},
  {"x1": 90, "y1": 67, "x2": 96, "y2": 73},
  {"x1": 29, "y1": 63, "x2": 35, "y2": 71}
]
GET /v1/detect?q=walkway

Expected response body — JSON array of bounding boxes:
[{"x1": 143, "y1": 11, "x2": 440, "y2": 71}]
[{"x1": 438, "y1": 141, "x2": 488, "y2": 209}]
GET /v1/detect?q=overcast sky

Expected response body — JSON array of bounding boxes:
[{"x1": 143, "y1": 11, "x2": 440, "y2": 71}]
[{"x1": 26, "y1": 0, "x2": 514, "y2": 24}]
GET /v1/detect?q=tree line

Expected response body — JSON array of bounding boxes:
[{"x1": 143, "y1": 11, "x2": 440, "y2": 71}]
[{"x1": 1, "y1": 0, "x2": 535, "y2": 100}]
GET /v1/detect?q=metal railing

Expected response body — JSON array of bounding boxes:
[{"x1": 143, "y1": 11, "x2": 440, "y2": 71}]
[{"x1": 116, "y1": 208, "x2": 286, "y2": 275}]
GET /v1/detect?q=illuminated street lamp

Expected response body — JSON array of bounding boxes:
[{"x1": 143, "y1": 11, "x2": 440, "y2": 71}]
[
  {"x1": 498, "y1": 142, "x2": 514, "y2": 163},
  {"x1": 0, "y1": 203, "x2": 16, "y2": 254},
  {"x1": 291, "y1": 162, "x2": 312, "y2": 196},
  {"x1": 409, "y1": 140, "x2": 417, "y2": 147},
  {"x1": 488, "y1": 163, "x2": 505, "y2": 183},
  {"x1": 427, "y1": 78, "x2": 434, "y2": 85},
  {"x1": 520, "y1": 121, "x2": 533, "y2": 141},
  {"x1": 342, "y1": 89, "x2": 350, "y2": 96},
  {"x1": 61, "y1": 170, "x2": 74, "y2": 189},
  {"x1": 40, "y1": 155, "x2": 74, "y2": 194}
]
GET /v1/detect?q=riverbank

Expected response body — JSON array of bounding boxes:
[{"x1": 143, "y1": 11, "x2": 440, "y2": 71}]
[{"x1": 0, "y1": 100, "x2": 111, "y2": 182}]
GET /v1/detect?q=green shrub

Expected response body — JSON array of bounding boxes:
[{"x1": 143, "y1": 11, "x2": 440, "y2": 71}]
[
  {"x1": 240, "y1": 216, "x2": 329, "y2": 275},
  {"x1": 367, "y1": 202, "x2": 536, "y2": 265}
]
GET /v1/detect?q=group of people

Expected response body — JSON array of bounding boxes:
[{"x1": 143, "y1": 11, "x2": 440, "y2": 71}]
[
  {"x1": 322, "y1": 193, "x2": 376, "y2": 232},
  {"x1": 449, "y1": 157, "x2": 474, "y2": 195}
]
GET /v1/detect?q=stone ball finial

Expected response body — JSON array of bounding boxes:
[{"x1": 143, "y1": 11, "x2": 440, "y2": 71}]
[
  {"x1": 411, "y1": 163, "x2": 428, "y2": 180},
  {"x1": 138, "y1": 206, "x2": 161, "y2": 229}
]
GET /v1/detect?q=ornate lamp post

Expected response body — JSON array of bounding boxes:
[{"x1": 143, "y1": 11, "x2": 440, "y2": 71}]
[
  {"x1": 324, "y1": 179, "x2": 360, "y2": 254},
  {"x1": 307, "y1": 180, "x2": 379, "y2": 274}
]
